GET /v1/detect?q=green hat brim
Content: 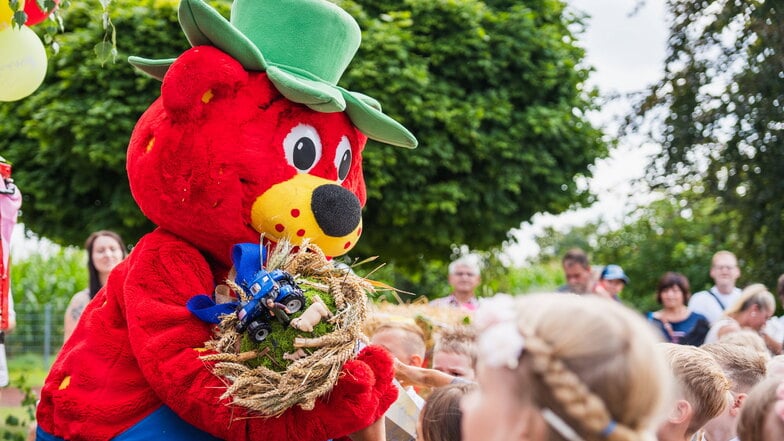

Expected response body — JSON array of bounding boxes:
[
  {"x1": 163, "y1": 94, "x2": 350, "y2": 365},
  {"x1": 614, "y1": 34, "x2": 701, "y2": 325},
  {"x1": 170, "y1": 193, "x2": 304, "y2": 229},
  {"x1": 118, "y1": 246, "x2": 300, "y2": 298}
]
[
  {"x1": 129, "y1": 0, "x2": 417, "y2": 149},
  {"x1": 343, "y1": 89, "x2": 419, "y2": 149},
  {"x1": 267, "y1": 66, "x2": 346, "y2": 113},
  {"x1": 128, "y1": 57, "x2": 177, "y2": 81}
]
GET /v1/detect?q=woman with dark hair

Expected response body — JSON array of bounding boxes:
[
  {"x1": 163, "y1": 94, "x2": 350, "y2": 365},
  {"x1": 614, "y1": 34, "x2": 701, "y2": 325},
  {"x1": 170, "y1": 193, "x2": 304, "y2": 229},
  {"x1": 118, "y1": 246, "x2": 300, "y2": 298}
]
[
  {"x1": 63, "y1": 230, "x2": 127, "y2": 343},
  {"x1": 647, "y1": 272, "x2": 710, "y2": 346}
]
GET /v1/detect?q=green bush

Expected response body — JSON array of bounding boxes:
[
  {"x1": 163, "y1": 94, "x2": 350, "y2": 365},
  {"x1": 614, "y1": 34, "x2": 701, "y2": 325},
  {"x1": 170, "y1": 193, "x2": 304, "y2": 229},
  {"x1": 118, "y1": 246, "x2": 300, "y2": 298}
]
[
  {"x1": 8, "y1": 242, "x2": 85, "y2": 356},
  {"x1": 11, "y1": 244, "x2": 86, "y2": 307}
]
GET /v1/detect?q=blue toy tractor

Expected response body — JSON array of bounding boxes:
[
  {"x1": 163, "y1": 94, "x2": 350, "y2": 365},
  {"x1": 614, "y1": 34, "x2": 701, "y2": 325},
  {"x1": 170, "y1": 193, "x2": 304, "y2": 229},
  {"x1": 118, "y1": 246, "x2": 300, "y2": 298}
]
[{"x1": 235, "y1": 268, "x2": 306, "y2": 342}]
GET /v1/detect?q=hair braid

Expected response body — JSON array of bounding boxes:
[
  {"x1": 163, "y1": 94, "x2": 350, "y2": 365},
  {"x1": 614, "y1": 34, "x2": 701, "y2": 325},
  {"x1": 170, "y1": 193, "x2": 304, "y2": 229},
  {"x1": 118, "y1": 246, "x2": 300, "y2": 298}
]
[{"x1": 522, "y1": 329, "x2": 640, "y2": 441}]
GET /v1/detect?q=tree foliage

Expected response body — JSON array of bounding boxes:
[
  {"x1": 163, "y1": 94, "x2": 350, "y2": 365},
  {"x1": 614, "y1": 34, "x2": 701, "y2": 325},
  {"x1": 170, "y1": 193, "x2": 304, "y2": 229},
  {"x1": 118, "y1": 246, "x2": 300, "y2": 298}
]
[
  {"x1": 627, "y1": 0, "x2": 784, "y2": 286},
  {"x1": 0, "y1": 0, "x2": 187, "y2": 244},
  {"x1": 0, "y1": 0, "x2": 606, "y2": 274},
  {"x1": 343, "y1": 0, "x2": 606, "y2": 268}
]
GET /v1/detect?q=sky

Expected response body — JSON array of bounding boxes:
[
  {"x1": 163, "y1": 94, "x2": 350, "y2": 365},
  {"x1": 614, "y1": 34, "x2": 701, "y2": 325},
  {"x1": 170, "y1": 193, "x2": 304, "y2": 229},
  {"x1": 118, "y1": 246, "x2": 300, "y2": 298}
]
[{"x1": 503, "y1": 0, "x2": 669, "y2": 265}]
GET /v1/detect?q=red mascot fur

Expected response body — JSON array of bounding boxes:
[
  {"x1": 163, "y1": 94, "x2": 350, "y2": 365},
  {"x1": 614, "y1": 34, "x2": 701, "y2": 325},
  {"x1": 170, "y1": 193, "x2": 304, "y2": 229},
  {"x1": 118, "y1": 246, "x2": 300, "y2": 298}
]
[{"x1": 36, "y1": 0, "x2": 416, "y2": 439}]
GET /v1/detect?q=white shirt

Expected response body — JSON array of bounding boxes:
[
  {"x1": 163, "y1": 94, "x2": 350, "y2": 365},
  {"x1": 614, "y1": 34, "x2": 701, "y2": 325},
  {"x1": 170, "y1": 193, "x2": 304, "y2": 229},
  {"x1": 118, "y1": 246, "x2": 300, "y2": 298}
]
[
  {"x1": 703, "y1": 317, "x2": 738, "y2": 344},
  {"x1": 765, "y1": 315, "x2": 784, "y2": 343},
  {"x1": 688, "y1": 286, "x2": 742, "y2": 325},
  {"x1": 405, "y1": 385, "x2": 425, "y2": 409}
]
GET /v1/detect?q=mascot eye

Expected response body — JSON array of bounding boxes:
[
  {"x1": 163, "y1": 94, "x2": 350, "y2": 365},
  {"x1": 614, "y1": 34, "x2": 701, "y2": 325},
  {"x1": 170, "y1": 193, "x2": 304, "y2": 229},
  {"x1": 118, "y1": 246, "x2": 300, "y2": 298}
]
[
  {"x1": 284, "y1": 124, "x2": 323, "y2": 173},
  {"x1": 334, "y1": 136, "x2": 352, "y2": 183}
]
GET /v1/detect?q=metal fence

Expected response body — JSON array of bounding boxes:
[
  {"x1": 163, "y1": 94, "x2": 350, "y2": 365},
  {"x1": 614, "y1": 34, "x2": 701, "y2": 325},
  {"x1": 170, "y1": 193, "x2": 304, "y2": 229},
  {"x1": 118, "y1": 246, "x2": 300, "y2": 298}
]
[{"x1": 5, "y1": 303, "x2": 66, "y2": 368}]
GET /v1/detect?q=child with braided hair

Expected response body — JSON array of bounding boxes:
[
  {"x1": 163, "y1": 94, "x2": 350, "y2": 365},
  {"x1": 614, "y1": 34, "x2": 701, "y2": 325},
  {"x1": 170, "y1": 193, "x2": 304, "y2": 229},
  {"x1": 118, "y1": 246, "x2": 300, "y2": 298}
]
[{"x1": 461, "y1": 293, "x2": 671, "y2": 441}]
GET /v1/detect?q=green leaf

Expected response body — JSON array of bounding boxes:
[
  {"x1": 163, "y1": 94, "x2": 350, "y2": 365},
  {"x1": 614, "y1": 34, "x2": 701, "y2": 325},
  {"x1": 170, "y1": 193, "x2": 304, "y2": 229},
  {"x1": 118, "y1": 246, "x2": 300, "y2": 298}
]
[
  {"x1": 12, "y1": 10, "x2": 27, "y2": 27},
  {"x1": 93, "y1": 41, "x2": 114, "y2": 66}
]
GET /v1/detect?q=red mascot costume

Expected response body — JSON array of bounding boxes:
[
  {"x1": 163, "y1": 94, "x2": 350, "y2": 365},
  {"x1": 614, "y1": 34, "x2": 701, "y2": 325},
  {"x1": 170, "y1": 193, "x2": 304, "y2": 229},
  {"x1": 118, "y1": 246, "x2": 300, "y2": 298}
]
[{"x1": 36, "y1": 0, "x2": 417, "y2": 439}]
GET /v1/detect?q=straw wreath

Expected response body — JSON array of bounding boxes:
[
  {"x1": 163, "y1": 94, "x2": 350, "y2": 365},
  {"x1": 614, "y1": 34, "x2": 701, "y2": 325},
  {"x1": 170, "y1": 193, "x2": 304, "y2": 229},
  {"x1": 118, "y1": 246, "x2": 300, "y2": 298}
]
[{"x1": 199, "y1": 240, "x2": 374, "y2": 416}]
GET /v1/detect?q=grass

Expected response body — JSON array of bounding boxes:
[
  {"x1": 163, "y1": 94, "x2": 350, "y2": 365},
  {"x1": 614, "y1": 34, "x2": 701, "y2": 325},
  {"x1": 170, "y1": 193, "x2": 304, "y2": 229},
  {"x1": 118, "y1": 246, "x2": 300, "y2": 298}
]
[
  {"x1": 7, "y1": 352, "x2": 50, "y2": 388},
  {"x1": 1, "y1": 353, "x2": 47, "y2": 440}
]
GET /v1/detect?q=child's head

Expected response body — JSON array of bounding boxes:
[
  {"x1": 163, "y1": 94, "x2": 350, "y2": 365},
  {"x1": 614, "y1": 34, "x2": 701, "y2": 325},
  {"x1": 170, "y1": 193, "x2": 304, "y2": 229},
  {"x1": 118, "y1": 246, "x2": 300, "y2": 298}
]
[
  {"x1": 370, "y1": 320, "x2": 427, "y2": 367},
  {"x1": 718, "y1": 329, "x2": 771, "y2": 359},
  {"x1": 658, "y1": 343, "x2": 730, "y2": 439},
  {"x1": 417, "y1": 382, "x2": 476, "y2": 441},
  {"x1": 432, "y1": 325, "x2": 477, "y2": 380},
  {"x1": 461, "y1": 293, "x2": 671, "y2": 441},
  {"x1": 702, "y1": 342, "x2": 767, "y2": 393},
  {"x1": 701, "y1": 342, "x2": 768, "y2": 440},
  {"x1": 737, "y1": 377, "x2": 784, "y2": 441}
]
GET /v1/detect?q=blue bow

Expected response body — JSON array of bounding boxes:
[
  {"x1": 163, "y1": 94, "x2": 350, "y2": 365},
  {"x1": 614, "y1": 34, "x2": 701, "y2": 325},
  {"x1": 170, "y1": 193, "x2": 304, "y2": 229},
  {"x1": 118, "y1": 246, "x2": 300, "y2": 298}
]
[{"x1": 186, "y1": 243, "x2": 267, "y2": 324}]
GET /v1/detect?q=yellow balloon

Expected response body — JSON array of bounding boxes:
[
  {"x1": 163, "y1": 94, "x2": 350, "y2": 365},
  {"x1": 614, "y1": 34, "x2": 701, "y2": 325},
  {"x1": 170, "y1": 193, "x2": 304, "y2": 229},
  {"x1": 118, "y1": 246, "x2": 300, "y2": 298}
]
[
  {"x1": 0, "y1": 25, "x2": 47, "y2": 102},
  {"x1": 0, "y1": 0, "x2": 25, "y2": 31}
]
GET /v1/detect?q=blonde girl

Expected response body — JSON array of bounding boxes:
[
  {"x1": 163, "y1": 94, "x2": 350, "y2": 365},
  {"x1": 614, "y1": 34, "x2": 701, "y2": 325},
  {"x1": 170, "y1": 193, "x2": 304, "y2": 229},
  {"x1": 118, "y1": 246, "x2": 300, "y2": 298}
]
[
  {"x1": 704, "y1": 283, "x2": 781, "y2": 354},
  {"x1": 461, "y1": 293, "x2": 671, "y2": 441}
]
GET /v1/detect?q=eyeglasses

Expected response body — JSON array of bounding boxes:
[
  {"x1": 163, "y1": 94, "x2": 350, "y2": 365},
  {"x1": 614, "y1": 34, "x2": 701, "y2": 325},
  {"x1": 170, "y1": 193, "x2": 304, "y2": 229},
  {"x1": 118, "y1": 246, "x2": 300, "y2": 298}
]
[
  {"x1": 453, "y1": 272, "x2": 477, "y2": 277},
  {"x1": 712, "y1": 265, "x2": 737, "y2": 271}
]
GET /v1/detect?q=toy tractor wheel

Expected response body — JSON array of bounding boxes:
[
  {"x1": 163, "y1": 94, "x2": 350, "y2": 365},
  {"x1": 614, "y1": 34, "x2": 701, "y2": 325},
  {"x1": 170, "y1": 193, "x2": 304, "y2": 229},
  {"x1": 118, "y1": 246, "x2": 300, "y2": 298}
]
[
  {"x1": 248, "y1": 321, "x2": 272, "y2": 343},
  {"x1": 281, "y1": 294, "x2": 305, "y2": 313}
]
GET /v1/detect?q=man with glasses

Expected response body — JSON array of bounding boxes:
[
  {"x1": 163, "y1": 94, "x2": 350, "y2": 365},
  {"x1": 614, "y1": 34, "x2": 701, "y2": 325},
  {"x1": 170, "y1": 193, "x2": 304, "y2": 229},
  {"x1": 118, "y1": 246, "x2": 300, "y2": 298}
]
[
  {"x1": 688, "y1": 251, "x2": 743, "y2": 325},
  {"x1": 430, "y1": 255, "x2": 482, "y2": 312}
]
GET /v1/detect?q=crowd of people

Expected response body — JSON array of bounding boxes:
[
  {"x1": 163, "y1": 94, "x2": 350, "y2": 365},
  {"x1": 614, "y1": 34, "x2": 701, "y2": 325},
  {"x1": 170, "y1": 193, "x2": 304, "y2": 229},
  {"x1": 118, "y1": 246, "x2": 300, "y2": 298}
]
[
  {"x1": 385, "y1": 248, "x2": 784, "y2": 441},
  {"x1": 553, "y1": 248, "x2": 784, "y2": 353}
]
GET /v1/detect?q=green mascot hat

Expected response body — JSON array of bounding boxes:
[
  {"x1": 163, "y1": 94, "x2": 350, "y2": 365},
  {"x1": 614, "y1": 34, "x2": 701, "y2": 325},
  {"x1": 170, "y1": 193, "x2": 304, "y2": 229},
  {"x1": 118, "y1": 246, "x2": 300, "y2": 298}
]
[{"x1": 129, "y1": 0, "x2": 417, "y2": 149}]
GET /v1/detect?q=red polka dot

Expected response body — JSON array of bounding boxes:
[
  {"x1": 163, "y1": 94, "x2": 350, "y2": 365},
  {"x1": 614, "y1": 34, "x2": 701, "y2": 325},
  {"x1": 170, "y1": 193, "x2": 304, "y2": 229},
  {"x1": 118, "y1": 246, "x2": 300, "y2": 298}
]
[
  {"x1": 343, "y1": 241, "x2": 352, "y2": 249},
  {"x1": 292, "y1": 246, "x2": 300, "y2": 253},
  {"x1": 291, "y1": 209, "x2": 300, "y2": 218},
  {"x1": 296, "y1": 229, "x2": 306, "y2": 237},
  {"x1": 357, "y1": 228, "x2": 362, "y2": 236},
  {"x1": 275, "y1": 224, "x2": 285, "y2": 232}
]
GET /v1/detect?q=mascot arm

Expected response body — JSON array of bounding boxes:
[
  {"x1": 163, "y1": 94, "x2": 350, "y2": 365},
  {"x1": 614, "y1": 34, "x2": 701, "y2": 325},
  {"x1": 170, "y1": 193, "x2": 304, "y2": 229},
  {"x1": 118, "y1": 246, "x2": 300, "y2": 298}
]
[{"x1": 123, "y1": 233, "x2": 396, "y2": 440}]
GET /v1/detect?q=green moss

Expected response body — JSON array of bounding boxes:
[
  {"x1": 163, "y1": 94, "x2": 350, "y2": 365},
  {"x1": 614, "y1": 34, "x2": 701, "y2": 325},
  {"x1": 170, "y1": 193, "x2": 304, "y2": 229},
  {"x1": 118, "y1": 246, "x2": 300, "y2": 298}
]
[{"x1": 239, "y1": 287, "x2": 337, "y2": 371}]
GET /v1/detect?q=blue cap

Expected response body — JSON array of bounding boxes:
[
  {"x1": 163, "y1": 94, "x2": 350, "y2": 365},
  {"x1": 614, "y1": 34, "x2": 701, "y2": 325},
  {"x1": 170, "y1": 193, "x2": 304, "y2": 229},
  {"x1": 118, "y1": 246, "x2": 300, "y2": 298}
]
[{"x1": 600, "y1": 264, "x2": 629, "y2": 284}]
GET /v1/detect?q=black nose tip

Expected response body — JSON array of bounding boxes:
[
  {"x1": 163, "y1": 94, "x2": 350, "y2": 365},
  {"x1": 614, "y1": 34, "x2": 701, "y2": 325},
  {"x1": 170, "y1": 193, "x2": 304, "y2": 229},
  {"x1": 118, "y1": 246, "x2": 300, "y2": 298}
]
[{"x1": 311, "y1": 184, "x2": 361, "y2": 237}]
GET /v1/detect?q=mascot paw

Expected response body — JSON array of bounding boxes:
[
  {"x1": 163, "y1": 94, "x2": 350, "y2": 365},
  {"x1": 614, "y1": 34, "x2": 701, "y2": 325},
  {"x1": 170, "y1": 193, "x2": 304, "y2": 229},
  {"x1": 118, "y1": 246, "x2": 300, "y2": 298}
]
[
  {"x1": 355, "y1": 345, "x2": 396, "y2": 388},
  {"x1": 321, "y1": 345, "x2": 397, "y2": 433}
]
